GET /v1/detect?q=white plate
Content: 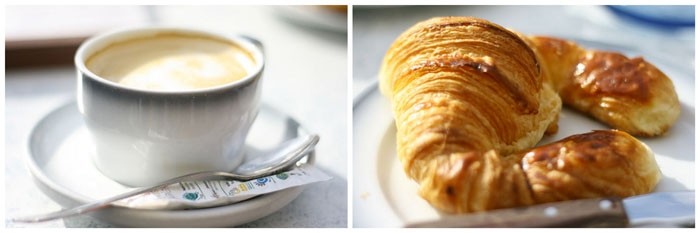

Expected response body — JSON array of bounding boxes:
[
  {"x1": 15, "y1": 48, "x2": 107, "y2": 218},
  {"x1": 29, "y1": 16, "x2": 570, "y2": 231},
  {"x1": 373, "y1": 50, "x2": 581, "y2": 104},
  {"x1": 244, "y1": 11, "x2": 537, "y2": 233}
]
[
  {"x1": 27, "y1": 102, "x2": 314, "y2": 227},
  {"x1": 353, "y1": 40, "x2": 695, "y2": 227}
]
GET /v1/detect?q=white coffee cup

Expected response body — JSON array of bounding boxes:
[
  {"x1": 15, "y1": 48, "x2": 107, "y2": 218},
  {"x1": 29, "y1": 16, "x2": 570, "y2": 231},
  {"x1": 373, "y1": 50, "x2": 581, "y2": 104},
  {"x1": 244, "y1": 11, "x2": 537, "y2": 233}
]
[{"x1": 75, "y1": 27, "x2": 264, "y2": 187}]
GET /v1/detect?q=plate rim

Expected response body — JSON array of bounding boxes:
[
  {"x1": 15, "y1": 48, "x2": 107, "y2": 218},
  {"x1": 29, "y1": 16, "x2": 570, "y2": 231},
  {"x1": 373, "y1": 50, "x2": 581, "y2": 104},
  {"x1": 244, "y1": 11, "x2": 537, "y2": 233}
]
[{"x1": 352, "y1": 84, "x2": 403, "y2": 227}]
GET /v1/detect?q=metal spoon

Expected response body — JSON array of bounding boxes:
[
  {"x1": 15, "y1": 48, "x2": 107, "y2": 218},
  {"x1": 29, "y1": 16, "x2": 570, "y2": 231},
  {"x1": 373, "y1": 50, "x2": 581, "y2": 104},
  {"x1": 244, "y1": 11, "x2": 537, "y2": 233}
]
[{"x1": 12, "y1": 134, "x2": 320, "y2": 223}]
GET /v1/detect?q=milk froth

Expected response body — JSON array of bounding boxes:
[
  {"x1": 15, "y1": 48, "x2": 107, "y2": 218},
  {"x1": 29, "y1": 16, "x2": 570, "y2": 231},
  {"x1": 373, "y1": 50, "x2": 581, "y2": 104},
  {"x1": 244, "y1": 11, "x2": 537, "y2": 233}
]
[{"x1": 86, "y1": 33, "x2": 255, "y2": 91}]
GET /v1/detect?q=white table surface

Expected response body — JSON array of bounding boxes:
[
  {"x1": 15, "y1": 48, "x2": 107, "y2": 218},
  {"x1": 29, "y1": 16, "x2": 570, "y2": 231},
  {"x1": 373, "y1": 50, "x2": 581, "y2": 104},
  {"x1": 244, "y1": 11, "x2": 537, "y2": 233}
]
[{"x1": 5, "y1": 6, "x2": 347, "y2": 228}]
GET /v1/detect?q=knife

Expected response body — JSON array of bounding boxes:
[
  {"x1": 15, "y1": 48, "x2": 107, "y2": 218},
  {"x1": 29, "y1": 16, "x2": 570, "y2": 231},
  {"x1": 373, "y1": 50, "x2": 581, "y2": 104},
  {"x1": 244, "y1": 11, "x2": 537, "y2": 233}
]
[{"x1": 406, "y1": 191, "x2": 694, "y2": 228}]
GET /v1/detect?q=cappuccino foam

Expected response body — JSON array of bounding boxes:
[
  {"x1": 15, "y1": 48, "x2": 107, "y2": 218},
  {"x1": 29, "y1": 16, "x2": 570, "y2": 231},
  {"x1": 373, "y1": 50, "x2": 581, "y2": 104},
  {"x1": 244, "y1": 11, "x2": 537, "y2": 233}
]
[{"x1": 86, "y1": 33, "x2": 255, "y2": 91}]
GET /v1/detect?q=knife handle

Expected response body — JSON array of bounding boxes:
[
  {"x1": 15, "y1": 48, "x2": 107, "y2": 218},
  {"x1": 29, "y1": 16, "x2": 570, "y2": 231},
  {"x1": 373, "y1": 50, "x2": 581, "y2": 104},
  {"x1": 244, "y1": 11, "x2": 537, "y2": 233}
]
[{"x1": 407, "y1": 197, "x2": 629, "y2": 228}]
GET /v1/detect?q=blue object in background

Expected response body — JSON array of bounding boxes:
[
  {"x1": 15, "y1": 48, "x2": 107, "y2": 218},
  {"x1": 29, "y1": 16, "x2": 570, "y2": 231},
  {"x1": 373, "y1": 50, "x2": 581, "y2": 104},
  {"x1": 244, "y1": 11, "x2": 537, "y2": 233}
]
[{"x1": 608, "y1": 6, "x2": 695, "y2": 28}]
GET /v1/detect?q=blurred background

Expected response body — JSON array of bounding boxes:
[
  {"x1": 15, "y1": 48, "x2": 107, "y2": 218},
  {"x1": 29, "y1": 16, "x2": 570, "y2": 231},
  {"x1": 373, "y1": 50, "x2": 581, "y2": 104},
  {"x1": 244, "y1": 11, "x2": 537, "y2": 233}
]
[
  {"x1": 353, "y1": 5, "x2": 695, "y2": 97},
  {"x1": 6, "y1": 5, "x2": 347, "y2": 227}
]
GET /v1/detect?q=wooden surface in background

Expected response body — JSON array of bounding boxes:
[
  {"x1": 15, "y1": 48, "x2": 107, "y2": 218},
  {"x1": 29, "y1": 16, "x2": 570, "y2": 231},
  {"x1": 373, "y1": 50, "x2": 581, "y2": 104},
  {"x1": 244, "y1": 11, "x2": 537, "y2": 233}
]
[
  {"x1": 6, "y1": 37, "x2": 87, "y2": 68},
  {"x1": 5, "y1": 6, "x2": 151, "y2": 69}
]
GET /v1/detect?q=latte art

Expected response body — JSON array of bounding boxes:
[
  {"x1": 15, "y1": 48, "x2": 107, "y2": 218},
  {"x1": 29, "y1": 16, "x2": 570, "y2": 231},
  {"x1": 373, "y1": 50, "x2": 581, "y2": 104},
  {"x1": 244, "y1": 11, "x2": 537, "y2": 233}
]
[{"x1": 86, "y1": 33, "x2": 255, "y2": 91}]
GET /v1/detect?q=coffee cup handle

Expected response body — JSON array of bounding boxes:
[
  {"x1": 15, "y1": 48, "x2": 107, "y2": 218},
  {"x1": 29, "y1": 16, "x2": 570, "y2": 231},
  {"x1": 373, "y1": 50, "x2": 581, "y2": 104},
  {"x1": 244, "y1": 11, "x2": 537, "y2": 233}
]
[{"x1": 238, "y1": 35, "x2": 264, "y2": 52}]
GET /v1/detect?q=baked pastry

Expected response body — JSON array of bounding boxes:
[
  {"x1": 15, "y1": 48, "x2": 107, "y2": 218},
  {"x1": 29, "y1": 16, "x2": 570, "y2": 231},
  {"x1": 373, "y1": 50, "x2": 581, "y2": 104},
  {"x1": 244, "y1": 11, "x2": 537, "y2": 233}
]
[
  {"x1": 528, "y1": 36, "x2": 680, "y2": 136},
  {"x1": 379, "y1": 17, "x2": 675, "y2": 213}
]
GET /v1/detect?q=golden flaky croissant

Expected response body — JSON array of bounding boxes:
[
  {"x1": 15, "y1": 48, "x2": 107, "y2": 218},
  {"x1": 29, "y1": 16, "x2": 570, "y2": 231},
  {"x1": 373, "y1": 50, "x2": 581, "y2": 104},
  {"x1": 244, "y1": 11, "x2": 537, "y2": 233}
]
[{"x1": 379, "y1": 17, "x2": 679, "y2": 213}]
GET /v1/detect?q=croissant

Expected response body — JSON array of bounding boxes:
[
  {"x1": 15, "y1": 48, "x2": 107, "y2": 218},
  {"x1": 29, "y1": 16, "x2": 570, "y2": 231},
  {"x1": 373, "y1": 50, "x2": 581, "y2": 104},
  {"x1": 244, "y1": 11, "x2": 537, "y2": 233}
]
[{"x1": 379, "y1": 17, "x2": 677, "y2": 213}]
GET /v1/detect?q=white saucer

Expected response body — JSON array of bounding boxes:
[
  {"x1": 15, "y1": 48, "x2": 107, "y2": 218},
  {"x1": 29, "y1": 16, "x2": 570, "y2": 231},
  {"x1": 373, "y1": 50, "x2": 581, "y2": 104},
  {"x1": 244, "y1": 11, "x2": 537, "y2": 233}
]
[
  {"x1": 27, "y1": 102, "x2": 313, "y2": 227},
  {"x1": 353, "y1": 40, "x2": 695, "y2": 227}
]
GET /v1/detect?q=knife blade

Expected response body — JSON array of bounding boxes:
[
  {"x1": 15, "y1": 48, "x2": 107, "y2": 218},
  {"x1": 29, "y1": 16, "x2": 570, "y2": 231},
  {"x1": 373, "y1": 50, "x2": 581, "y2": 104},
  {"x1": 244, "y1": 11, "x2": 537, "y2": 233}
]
[{"x1": 405, "y1": 191, "x2": 694, "y2": 228}]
